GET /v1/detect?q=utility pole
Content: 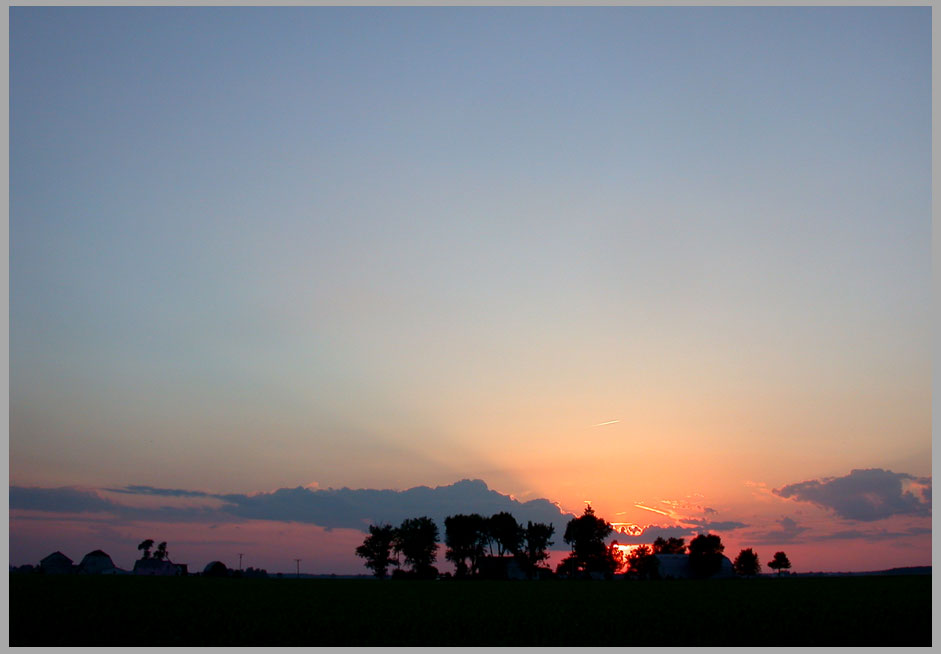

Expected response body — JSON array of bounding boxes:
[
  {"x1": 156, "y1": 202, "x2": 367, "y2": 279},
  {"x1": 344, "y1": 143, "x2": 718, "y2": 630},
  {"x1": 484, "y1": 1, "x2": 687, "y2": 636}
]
[
  {"x1": 237, "y1": 553, "x2": 244, "y2": 571},
  {"x1": 294, "y1": 558, "x2": 301, "y2": 578}
]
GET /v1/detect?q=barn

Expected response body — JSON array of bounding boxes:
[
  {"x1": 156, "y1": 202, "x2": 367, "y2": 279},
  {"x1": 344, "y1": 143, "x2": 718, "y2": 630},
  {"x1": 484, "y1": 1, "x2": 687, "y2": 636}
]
[
  {"x1": 477, "y1": 556, "x2": 527, "y2": 580},
  {"x1": 653, "y1": 553, "x2": 736, "y2": 580},
  {"x1": 202, "y1": 561, "x2": 229, "y2": 577},
  {"x1": 39, "y1": 552, "x2": 74, "y2": 575},
  {"x1": 78, "y1": 550, "x2": 118, "y2": 575}
]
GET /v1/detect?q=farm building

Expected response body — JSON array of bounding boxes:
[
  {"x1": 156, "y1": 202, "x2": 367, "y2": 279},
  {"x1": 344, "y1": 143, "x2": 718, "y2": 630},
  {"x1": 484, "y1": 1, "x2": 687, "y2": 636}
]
[
  {"x1": 133, "y1": 559, "x2": 186, "y2": 576},
  {"x1": 39, "y1": 552, "x2": 74, "y2": 574},
  {"x1": 477, "y1": 556, "x2": 527, "y2": 580},
  {"x1": 653, "y1": 553, "x2": 735, "y2": 580},
  {"x1": 78, "y1": 550, "x2": 118, "y2": 575},
  {"x1": 203, "y1": 561, "x2": 229, "y2": 577}
]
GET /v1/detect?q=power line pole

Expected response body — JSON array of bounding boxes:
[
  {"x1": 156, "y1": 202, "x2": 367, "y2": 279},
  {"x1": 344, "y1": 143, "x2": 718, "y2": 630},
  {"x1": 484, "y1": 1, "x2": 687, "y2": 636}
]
[
  {"x1": 294, "y1": 558, "x2": 301, "y2": 578},
  {"x1": 237, "y1": 553, "x2": 244, "y2": 571}
]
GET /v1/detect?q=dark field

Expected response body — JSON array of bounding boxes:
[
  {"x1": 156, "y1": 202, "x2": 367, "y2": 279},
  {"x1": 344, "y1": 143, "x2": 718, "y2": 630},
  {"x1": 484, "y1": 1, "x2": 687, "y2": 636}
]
[{"x1": 10, "y1": 574, "x2": 931, "y2": 646}]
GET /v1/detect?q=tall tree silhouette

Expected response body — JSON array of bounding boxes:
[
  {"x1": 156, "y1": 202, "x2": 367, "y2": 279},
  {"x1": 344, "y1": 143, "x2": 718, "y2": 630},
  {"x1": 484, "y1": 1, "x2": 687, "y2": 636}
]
[
  {"x1": 488, "y1": 512, "x2": 523, "y2": 557},
  {"x1": 444, "y1": 514, "x2": 488, "y2": 578},
  {"x1": 767, "y1": 551, "x2": 791, "y2": 576},
  {"x1": 394, "y1": 517, "x2": 439, "y2": 578},
  {"x1": 652, "y1": 537, "x2": 686, "y2": 555},
  {"x1": 560, "y1": 505, "x2": 618, "y2": 577},
  {"x1": 153, "y1": 542, "x2": 168, "y2": 561},
  {"x1": 687, "y1": 533, "x2": 725, "y2": 578},
  {"x1": 355, "y1": 524, "x2": 397, "y2": 579},
  {"x1": 733, "y1": 548, "x2": 761, "y2": 577},
  {"x1": 137, "y1": 539, "x2": 154, "y2": 560},
  {"x1": 519, "y1": 521, "x2": 555, "y2": 577}
]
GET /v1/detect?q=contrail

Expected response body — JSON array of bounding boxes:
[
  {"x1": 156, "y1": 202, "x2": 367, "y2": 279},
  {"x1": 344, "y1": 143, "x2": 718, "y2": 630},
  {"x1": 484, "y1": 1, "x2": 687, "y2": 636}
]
[{"x1": 593, "y1": 420, "x2": 620, "y2": 427}]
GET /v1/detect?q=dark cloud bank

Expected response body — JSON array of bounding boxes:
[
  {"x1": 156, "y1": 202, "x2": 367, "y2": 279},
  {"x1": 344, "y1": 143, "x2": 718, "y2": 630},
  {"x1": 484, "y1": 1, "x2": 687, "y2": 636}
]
[
  {"x1": 11, "y1": 479, "x2": 574, "y2": 534},
  {"x1": 774, "y1": 468, "x2": 931, "y2": 522},
  {"x1": 15, "y1": 468, "x2": 928, "y2": 545},
  {"x1": 10, "y1": 481, "x2": 748, "y2": 543}
]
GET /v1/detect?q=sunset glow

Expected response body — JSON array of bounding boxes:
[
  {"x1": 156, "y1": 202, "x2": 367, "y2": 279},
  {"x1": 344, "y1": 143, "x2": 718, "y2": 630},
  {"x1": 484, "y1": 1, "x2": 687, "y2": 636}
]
[{"x1": 8, "y1": 6, "x2": 930, "y2": 578}]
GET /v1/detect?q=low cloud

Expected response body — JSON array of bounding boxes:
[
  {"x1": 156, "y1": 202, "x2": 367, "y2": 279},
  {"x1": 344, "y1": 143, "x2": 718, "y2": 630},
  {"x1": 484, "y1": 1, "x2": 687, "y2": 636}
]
[
  {"x1": 106, "y1": 485, "x2": 215, "y2": 498},
  {"x1": 749, "y1": 516, "x2": 810, "y2": 544},
  {"x1": 682, "y1": 519, "x2": 747, "y2": 532},
  {"x1": 225, "y1": 479, "x2": 573, "y2": 533},
  {"x1": 816, "y1": 526, "x2": 931, "y2": 542},
  {"x1": 774, "y1": 469, "x2": 931, "y2": 522},
  {"x1": 9, "y1": 486, "x2": 117, "y2": 514},
  {"x1": 11, "y1": 479, "x2": 574, "y2": 535}
]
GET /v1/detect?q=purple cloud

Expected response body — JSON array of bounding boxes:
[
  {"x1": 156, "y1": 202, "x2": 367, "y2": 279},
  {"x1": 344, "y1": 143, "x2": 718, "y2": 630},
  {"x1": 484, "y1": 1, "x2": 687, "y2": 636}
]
[
  {"x1": 682, "y1": 518, "x2": 747, "y2": 531},
  {"x1": 10, "y1": 479, "x2": 573, "y2": 534},
  {"x1": 749, "y1": 516, "x2": 811, "y2": 544},
  {"x1": 774, "y1": 469, "x2": 931, "y2": 522},
  {"x1": 816, "y1": 526, "x2": 932, "y2": 542}
]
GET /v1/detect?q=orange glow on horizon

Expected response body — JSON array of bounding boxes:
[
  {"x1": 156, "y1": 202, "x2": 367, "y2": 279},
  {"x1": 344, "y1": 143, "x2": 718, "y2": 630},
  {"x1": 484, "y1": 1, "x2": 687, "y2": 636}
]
[
  {"x1": 613, "y1": 543, "x2": 645, "y2": 560},
  {"x1": 611, "y1": 523, "x2": 644, "y2": 536}
]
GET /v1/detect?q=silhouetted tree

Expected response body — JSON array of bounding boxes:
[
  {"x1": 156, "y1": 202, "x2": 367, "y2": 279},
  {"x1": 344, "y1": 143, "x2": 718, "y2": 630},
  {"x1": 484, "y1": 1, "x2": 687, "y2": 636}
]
[
  {"x1": 687, "y1": 533, "x2": 725, "y2": 578},
  {"x1": 488, "y1": 512, "x2": 523, "y2": 557},
  {"x1": 153, "y1": 542, "x2": 168, "y2": 561},
  {"x1": 767, "y1": 551, "x2": 791, "y2": 576},
  {"x1": 560, "y1": 505, "x2": 619, "y2": 577},
  {"x1": 652, "y1": 537, "x2": 686, "y2": 555},
  {"x1": 626, "y1": 545, "x2": 660, "y2": 580},
  {"x1": 444, "y1": 514, "x2": 488, "y2": 577},
  {"x1": 608, "y1": 541, "x2": 626, "y2": 575},
  {"x1": 518, "y1": 521, "x2": 555, "y2": 578},
  {"x1": 355, "y1": 524, "x2": 397, "y2": 579},
  {"x1": 394, "y1": 516, "x2": 439, "y2": 578},
  {"x1": 137, "y1": 539, "x2": 154, "y2": 560},
  {"x1": 733, "y1": 548, "x2": 761, "y2": 577}
]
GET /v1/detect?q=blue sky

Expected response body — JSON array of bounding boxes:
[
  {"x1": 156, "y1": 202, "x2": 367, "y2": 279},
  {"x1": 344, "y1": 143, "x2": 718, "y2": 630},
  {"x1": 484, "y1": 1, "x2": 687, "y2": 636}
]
[{"x1": 9, "y1": 7, "x2": 931, "y2": 573}]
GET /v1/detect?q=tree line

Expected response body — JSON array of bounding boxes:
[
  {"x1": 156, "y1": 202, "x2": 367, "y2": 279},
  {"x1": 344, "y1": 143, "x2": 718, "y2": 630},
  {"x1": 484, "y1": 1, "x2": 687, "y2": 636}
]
[
  {"x1": 355, "y1": 511, "x2": 557, "y2": 580},
  {"x1": 356, "y1": 505, "x2": 792, "y2": 580},
  {"x1": 624, "y1": 535, "x2": 789, "y2": 579}
]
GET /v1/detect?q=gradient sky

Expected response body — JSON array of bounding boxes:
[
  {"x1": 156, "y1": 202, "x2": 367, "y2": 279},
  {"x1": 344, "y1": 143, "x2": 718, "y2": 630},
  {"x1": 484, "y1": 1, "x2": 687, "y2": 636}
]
[{"x1": 9, "y1": 7, "x2": 931, "y2": 574}]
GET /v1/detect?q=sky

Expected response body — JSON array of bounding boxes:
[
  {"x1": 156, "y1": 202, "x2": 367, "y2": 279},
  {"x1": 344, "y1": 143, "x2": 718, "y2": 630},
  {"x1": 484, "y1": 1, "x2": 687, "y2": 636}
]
[{"x1": 8, "y1": 6, "x2": 932, "y2": 575}]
